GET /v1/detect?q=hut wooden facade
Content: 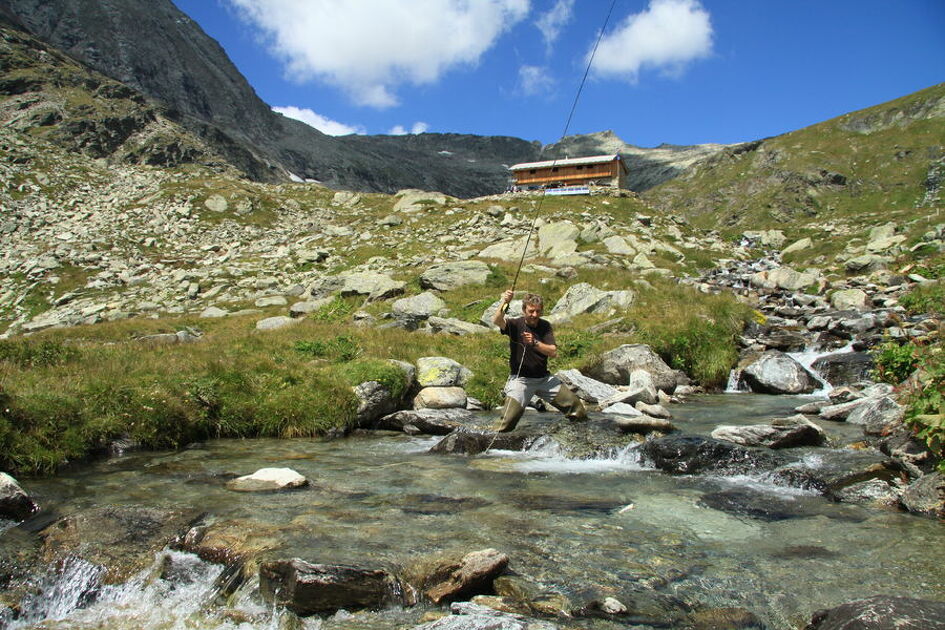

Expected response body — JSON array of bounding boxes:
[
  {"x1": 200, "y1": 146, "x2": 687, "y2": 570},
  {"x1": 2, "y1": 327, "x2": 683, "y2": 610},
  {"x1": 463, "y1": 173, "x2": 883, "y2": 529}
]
[{"x1": 509, "y1": 154, "x2": 629, "y2": 190}]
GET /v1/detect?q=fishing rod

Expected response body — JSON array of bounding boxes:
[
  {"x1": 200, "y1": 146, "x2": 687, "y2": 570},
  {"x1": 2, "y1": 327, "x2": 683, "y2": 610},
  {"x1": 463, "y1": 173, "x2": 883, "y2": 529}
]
[{"x1": 501, "y1": 0, "x2": 619, "y2": 313}]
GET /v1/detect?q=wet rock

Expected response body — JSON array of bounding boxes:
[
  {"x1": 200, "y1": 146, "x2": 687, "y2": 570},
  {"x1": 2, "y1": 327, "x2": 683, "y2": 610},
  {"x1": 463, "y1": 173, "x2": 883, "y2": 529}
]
[
  {"x1": 641, "y1": 435, "x2": 787, "y2": 476},
  {"x1": 39, "y1": 505, "x2": 202, "y2": 583},
  {"x1": 584, "y1": 344, "x2": 677, "y2": 392},
  {"x1": 226, "y1": 468, "x2": 308, "y2": 492},
  {"x1": 420, "y1": 261, "x2": 491, "y2": 291},
  {"x1": 699, "y1": 487, "x2": 814, "y2": 521},
  {"x1": 417, "y1": 357, "x2": 473, "y2": 388},
  {"x1": 430, "y1": 429, "x2": 536, "y2": 455},
  {"x1": 900, "y1": 472, "x2": 945, "y2": 519},
  {"x1": 259, "y1": 558, "x2": 404, "y2": 615},
  {"x1": 410, "y1": 548, "x2": 510, "y2": 604},
  {"x1": 614, "y1": 415, "x2": 676, "y2": 434},
  {"x1": 811, "y1": 352, "x2": 874, "y2": 386},
  {"x1": 711, "y1": 415, "x2": 826, "y2": 448},
  {"x1": 846, "y1": 396, "x2": 903, "y2": 433},
  {"x1": 796, "y1": 449, "x2": 902, "y2": 498},
  {"x1": 414, "y1": 386, "x2": 468, "y2": 410},
  {"x1": 0, "y1": 473, "x2": 39, "y2": 521},
  {"x1": 741, "y1": 350, "x2": 818, "y2": 394},
  {"x1": 804, "y1": 595, "x2": 945, "y2": 630},
  {"x1": 375, "y1": 408, "x2": 476, "y2": 435},
  {"x1": 686, "y1": 606, "x2": 764, "y2": 630},
  {"x1": 413, "y1": 602, "x2": 558, "y2": 630}
]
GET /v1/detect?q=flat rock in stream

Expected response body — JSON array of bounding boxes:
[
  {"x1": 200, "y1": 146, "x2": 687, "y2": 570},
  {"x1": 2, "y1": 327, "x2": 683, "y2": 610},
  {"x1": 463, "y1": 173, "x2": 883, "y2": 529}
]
[
  {"x1": 259, "y1": 558, "x2": 405, "y2": 615},
  {"x1": 415, "y1": 548, "x2": 510, "y2": 604},
  {"x1": 376, "y1": 408, "x2": 477, "y2": 435},
  {"x1": 38, "y1": 505, "x2": 203, "y2": 583},
  {"x1": 804, "y1": 595, "x2": 945, "y2": 630},
  {"x1": 640, "y1": 435, "x2": 789, "y2": 476},
  {"x1": 710, "y1": 415, "x2": 826, "y2": 449},
  {"x1": 698, "y1": 487, "x2": 864, "y2": 522},
  {"x1": 413, "y1": 602, "x2": 558, "y2": 630},
  {"x1": 226, "y1": 467, "x2": 308, "y2": 492},
  {"x1": 429, "y1": 429, "x2": 536, "y2": 455},
  {"x1": 787, "y1": 449, "x2": 902, "y2": 498}
]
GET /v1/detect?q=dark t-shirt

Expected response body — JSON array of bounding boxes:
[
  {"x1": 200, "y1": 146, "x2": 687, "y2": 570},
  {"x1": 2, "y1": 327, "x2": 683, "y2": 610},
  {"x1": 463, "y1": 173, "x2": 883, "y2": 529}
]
[{"x1": 502, "y1": 316, "x2": 555, "y2": 378}]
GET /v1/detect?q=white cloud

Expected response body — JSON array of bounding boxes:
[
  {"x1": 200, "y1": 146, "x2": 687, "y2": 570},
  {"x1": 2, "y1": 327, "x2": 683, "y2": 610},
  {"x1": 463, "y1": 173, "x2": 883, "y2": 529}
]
[
  {"x1": 535, "y1": 0, "x2": 574, "y2": 52},
  {"x1": 591, "y1": 0, "x2": 713, "y2": 81},
  {"x1": 227, "y1": 0, "x2": 531, "y2": 108},
  {"x1": 272, "y1": 106, "x2": 365, "y2": 135},
  {"x1": 518, "y1": 64, "x2": 555, "y2": 96},
  {"x1": 389, "y1": 122, "x2": 430, "y2": 135}
]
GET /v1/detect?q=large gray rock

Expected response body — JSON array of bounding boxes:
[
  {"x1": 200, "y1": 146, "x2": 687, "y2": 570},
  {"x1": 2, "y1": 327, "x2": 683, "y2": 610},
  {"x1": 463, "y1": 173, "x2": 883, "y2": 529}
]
[
  {"x1": 547, "y1": 283, "x2": 634, "y2": 323},
  {"x1": 742, "y1": 351, "x2": 818, "y2": 394},
  {"x1": 480, "y1": 299, "x2": 524, "y2": 327},
  {"x1": 811, "y1": 352, "x2": 874, "y2": 386},
  {"x1": 393, "y1": 189, "x2": 450, "y2": 213},
  {"x1": 846, "y1": 396, "x2": 903, "y2": 433},
  {"x1": 339, "y1": 272, "x2": 406, "y2": 301},
  {"x1": 804, "y1": 595, "x2": 945, "y2": 630},
  {"x1": 354, "y1": 380, "x2": 403, "y2": 427},
  {"x1": 537, "y1": 221, "x2": 579, "y2": 258},
  {"x1": 830, "y1": 288, "x2": 870, "y2": 311},
  {"x1": 255, "y1": 316, "x2": 299, "y2": 331},
  {"x1": 259, "y1": 558, "x2": 403, "y2": 615},
  {"x1": 392, "y1": 292, "x2": 446, "y2": 325},
  {"x1": 478, "y1": 237, "x2": 538, "y2": 261},
  {"x1": 414, "y1": 387, "x2": 468, "y2": 410},
  {"x1": 427, "y1": 316, "x2": 490, "y2": 336},
  {"x1": 416, "y1": 357, "x2": 473, "y2": 388},
  {"x1": 751, "y1": 266, "x2": 818, "y2": 291},
  {"x1": 0, "y1": 472, "x2": 39, "y2": 521},
  {"x1": 555, "y1": 369, "x2": 618, "y2": 403},
  {"x1": 900, "y1": 472, "x2": 945, "y2": 519},
  {"x1": 420, "y1": 261, "x2": 491, "y2": 291},
  {"x1": 710, "y1": 415, "x2": 826, "y2": 449},
  {"x1": 583, "y1": 344, "x2": 677, "y2": 392},
  {"x1": 429, "y1": 429, "x2": 536, "y2": 455},
  {"x1": 844, "y1": 254, "x2": 891, "y2": 274}
]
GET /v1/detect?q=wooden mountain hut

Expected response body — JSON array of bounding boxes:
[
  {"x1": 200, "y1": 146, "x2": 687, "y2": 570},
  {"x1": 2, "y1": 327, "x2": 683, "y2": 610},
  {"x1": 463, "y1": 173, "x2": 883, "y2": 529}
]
[{"x1": 508, "y1": 154, "x2": 629, "y2": 191}]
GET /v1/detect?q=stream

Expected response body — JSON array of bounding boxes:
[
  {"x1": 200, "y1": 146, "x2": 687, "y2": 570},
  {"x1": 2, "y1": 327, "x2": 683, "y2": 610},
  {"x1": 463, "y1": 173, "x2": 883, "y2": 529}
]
[{"x1": 2, "y1": 394, "x2": 944, "y2": 629}]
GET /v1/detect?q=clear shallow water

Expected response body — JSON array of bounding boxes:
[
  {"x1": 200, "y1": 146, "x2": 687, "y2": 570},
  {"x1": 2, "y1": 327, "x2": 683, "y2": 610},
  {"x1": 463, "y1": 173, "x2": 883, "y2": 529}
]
[{"x1": 3, "y1": 394, "x2": 944, "y2": 629}]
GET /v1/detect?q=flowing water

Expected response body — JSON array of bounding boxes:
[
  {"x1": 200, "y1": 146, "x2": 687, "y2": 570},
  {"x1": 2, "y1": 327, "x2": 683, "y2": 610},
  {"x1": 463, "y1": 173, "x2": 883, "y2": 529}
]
[{"x1": 2, "y1": 394, "x2": 944, "y2": 630}]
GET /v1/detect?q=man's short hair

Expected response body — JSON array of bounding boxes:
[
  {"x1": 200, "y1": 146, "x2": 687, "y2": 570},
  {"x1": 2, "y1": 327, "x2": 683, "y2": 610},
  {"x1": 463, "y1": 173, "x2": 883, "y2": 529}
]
[{"x1": 521, "y1": 293, "x2": 544, "y2": 309}]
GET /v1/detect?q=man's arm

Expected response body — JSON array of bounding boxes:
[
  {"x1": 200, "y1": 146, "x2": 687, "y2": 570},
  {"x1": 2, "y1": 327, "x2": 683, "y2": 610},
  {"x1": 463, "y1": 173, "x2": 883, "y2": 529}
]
[{"x1": 492, "y1": 289, "x2": 513, "y2": 330}]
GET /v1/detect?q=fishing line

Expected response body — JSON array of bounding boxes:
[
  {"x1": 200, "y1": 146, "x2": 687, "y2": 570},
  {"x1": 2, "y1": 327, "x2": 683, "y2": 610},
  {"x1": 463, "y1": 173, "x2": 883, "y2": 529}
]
[
  {"x1": 489, "y1": 0, "x2": 619, "y2": 452},
  {"x1": 503, "y1": 0, "x2": 620, "y2": 305}
]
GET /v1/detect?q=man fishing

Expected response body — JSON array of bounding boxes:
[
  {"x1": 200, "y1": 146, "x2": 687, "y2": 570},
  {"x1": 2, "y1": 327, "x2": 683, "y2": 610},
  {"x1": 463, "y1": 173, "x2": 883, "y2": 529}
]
[{"x1": 491, "y1": 289, "x2": 587, "y2": 431}]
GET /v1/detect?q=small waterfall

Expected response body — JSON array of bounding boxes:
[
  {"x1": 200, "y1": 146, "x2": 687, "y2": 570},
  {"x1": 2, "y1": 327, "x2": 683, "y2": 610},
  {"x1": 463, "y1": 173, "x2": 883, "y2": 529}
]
[
  {"x1": 725, "y1": 368, "x2": 749, "y2": 393},
  {"x1": 511, "y1": 437, "x2": 648, "y2": 474},
  {"x1": 788, "y1": 342, "x2": 856, "y2": 397}
]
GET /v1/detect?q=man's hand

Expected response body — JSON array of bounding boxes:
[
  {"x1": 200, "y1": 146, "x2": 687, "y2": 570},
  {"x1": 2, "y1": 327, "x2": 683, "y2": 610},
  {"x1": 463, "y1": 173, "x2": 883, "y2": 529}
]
[{"x1": 493, "y1": 289, "x2": 514, "y2": 329}]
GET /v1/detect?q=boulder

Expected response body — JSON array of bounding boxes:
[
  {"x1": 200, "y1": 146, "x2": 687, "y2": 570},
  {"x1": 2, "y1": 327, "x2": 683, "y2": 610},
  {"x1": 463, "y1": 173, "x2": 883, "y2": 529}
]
[
  {"x1": 641, "y1": 435, "x2": 787, "y2": 476},
  {"x1": 764, "y1": 266, "x2": 818, "y2": 291},
  {"x1": 846, "y1": 396, "x2": 904, "y2": 433},
  {"x1": 375, "y1": 409, "x2": 476, "y2": 435},
  {"x1": 811, "y1": 352, "x2": 874, "y2": 386},
  {"x1": 627, "y1": 369, "x2": 659, "y2": 405},
  {"x1": 819, "y1": 398, "x2": 870, "y2": 421},
  {"x1": 830, "y1": 288, "x2": 870, "y2": 311},
  {"x1": 204, "y1": 194, "x2": 228, "y2": 212},
  {"x1": 354, "y1": 380, "x2": 403, "y2": 427},
  {"x1": 289, "y1": 297, "x2": 334, "y2": 318},
  {"x1": 0, "y1": 472, "x2": 39, "y2": 521},
  {"x1": 427, "y1": 316, "x2": 490, "y2": 336},
  {"x1": 420, "y1": 261, "x2": 491, "y2": 291},
  {"x1": 741, "y1": 351, "x2": 818, "y2": 394},
  {"x1": 254, "y1": 295, "x2": 287, "y2": 308},
  {"x1": 255, "y1": 316, "x2": 299, "y2": 331},
  {"x1": 226, "y1": 468, "x2": 308, "y2": 492},
  {"x1": 200, "y1": 306, "x2": 229, "y2": 318},
  {"x1": 710, "y1": 415, "x2": 826, "y2": 449},
  {"x1": 555, "y1": 369, "x2": 618, "y2": 404},
  {"x1": 477, "y1": 237, "x2": 538, "y2": 262},
  {"x1": 537, "y1": 221, "x2": 579, "y2": 258},
  {"x1": 804, "y1": 595, "x2": 945, "y2": 630},
  {"x1": 782, "y1": 237, "x2": 813, "y2": 256},
  {"x1": 393, "y1": 189, "x2": 449, "y2": 213},
  {"x1": 416, "y1": 357, "x2": 473, "y2": 388},
  {"x1": 900, "y1": 472, "x2": 945, "y2": 519},
  {"x1": 259, "y1": 558, "x2": 403, "y2": 615},
  {"x1": 480, "y1": 299, "x2": 524, "y2": 327},
  {"x1": 339, "y1": 272, "x2": 406, "y2": 301},
  {"x1": 584, "y1": 344, "x2": 677, "y2": 392},
  {"x1": 392, "y1": 292, "x2": 446, "y2": 327},
  {"x1": 414, "y1": 387, "x2": 468, "y2": 410},
  {"x1": 547, "y1": 283, "x2": 633, "y2": 323},
  {"x1": 601, "y1": 235, "x2": 636, "y2": 255},
  {"x1": 410, "y1": 548, "x2": 510, "y2": 604}
]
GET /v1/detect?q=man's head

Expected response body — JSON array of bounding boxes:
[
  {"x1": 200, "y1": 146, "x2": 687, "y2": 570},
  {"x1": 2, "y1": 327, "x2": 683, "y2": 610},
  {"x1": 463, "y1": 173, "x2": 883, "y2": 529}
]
[{"x1": 521, "y1": 293, "x2": 544, "y2": 326}]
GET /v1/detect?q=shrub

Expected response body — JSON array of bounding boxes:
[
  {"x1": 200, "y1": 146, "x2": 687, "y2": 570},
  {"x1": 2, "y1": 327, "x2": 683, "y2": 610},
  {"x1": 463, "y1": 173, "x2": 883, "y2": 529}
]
[
  {"x1": 899, "y1": 280, "x2": 945, "y2": 316},
  {"x1": 294, "y1": 334, "x2": 362, "y2": 362},
  {"x1": 335, "y1": 359, "x2": 409, "y2": 400},
  {"x1": 896, "y1": 345, "x2": 945, "y2": 472},
  {"x1": 309, "y1": 296, "x2": 356, "y2": 322},
  {"x1": 0, "y1": 339, "x2": 80, "y2": 368},
  {"x1": 871, "y1": 341, "x2": 919, "y2": 384}
]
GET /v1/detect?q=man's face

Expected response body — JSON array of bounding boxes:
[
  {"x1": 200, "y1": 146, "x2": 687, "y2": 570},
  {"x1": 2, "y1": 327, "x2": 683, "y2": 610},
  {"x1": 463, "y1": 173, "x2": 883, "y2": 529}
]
[{"x1": 522, "y1": 303, "x2": 542, "y2": 326}]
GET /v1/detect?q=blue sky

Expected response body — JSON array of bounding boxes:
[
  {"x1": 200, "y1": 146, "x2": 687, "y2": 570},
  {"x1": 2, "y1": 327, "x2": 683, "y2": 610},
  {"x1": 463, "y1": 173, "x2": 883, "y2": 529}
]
[{"x1": 171, "y1": 0, "x2": 944, "y2": 148}]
